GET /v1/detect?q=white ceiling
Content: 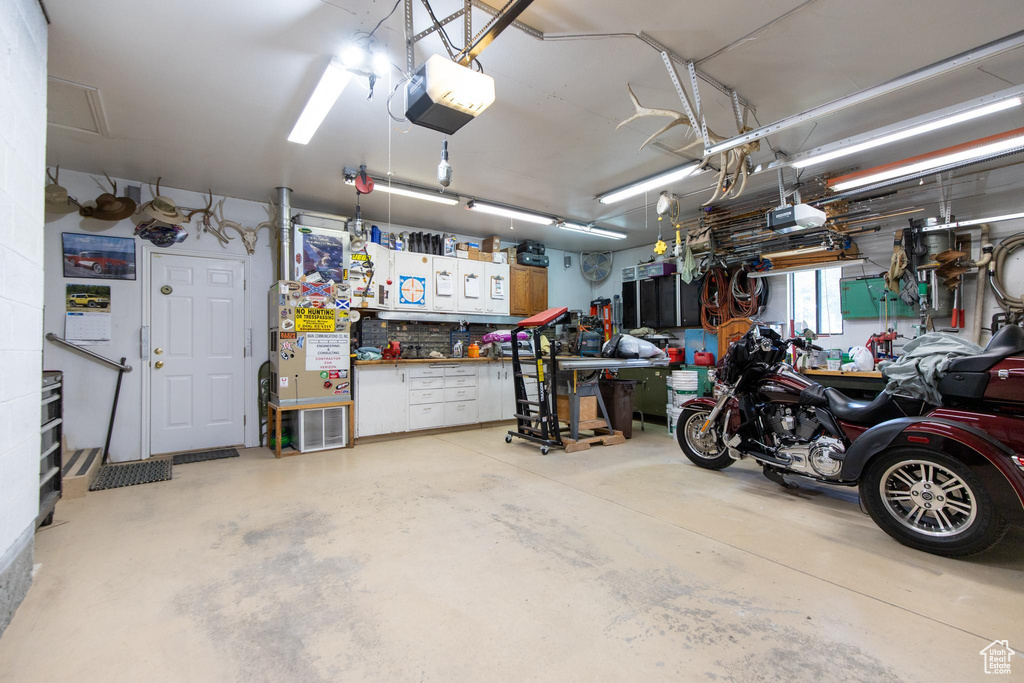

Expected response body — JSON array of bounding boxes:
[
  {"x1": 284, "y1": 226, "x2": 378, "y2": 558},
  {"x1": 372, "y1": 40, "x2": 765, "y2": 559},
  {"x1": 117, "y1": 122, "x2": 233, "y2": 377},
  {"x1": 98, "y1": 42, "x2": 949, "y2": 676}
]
[{"x1": 44, "y1": 0, "x2": 1024, "y2": 250}]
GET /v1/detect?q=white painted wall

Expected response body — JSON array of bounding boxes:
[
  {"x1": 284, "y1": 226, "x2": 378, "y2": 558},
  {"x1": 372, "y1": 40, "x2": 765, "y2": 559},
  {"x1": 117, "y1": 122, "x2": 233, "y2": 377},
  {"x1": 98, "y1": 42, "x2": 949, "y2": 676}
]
[
  {"x1": 1, "y1": 0, "x2": 47, "y2": 554},
  {"x1": 42, "y1": 171, "x2": 278, "y2": 462}
]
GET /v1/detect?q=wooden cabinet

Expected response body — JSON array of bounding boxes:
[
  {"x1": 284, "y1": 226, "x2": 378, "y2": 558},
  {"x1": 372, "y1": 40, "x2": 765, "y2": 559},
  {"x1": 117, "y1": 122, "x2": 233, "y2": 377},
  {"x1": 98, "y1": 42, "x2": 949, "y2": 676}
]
[
  {"x1": 510, "y1": 264, "x2": 548, "y2": 315},
  {"x1": 529, "y1": 267, "x2": 548, "y2": 314}
]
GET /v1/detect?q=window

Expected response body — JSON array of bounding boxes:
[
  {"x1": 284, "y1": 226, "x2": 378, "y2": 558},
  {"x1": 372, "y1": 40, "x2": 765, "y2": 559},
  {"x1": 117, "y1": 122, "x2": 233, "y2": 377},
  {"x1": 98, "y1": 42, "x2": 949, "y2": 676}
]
[{"x1": 790, "y1": 266, "x2": 843, "y2": 335}]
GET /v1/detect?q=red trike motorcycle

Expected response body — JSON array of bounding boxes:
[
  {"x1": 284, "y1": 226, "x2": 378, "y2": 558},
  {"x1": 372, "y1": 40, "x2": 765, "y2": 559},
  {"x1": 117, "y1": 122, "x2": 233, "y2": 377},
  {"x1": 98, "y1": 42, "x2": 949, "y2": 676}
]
[{"x1": 677, "y1": 323, "x2": 1024, "y2": 557}]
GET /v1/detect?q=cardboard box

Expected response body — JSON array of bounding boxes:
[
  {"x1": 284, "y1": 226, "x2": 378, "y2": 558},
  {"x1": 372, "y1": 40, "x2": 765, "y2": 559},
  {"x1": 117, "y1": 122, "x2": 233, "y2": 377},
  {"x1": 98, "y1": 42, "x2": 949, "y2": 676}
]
[
  {"x1": 456, "y1": 242, "x2": 471, "y2": 251},
  {"x1": 503, "y1": 246, "x2": 517, "y2": 262},
  {"x1": 557, "y1": 395, "x2": 598, "y2": 422},
  {"x1": 456, "y1": 249, "x2": 469, "y2": 259},
  {"x1": 467, "y1": 246, "x2": 480, "y2": 260},
  {"x1": 481, "y1": 236, "x2": 502, "y2": 253},
  {"x1": 491, "y1": 252, "x2": 507, "y2": 264}
]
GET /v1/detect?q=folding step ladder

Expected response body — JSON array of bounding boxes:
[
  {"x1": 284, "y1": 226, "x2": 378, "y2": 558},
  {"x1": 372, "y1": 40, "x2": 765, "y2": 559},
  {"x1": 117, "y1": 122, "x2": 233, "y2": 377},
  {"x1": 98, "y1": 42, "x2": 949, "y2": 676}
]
[{"x1": 506, "y1": 307, "x2": 569, "y2": 454}]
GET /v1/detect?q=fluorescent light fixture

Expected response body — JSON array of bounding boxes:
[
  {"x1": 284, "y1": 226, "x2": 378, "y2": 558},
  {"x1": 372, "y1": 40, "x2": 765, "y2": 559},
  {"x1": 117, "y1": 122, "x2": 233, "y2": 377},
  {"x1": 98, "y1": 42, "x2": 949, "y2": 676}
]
[
  {"x1": 372, "y1": 50, "x2": 390, "y2": 76},
  {"x1": 793, "y1": 97, "x2": 1022, "y2": 169},
  {"x1": 558, "y1": 222, "x2": 627, "y2": 239},
  {"x1": 466, "y1": 200, "x2": 553, "y2": 225},
  {"x1": 922, "y1": 211, "x2": 1024, "y2": 231},
  {"x1": 598, "y1": 162, "x2": 703, "y2": 205},
  {"x1": 832, "y1": 132, "x2": 1024, "y2": 191},
  {"x1": 374, "y1": 183, "x2": 459, "y2": 206},
  {"x1": 341, "y1": 45, "x2": 365, "y2": 69},
  {"x1": 288, "y1": 58, "x2": 352, "y2": 144}
]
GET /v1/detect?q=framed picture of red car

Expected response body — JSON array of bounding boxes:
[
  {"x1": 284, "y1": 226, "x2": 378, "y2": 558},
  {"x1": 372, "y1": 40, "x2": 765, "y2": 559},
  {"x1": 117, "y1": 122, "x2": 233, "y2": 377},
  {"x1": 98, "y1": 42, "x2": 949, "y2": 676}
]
[{"x1": 62, "y1": 232, "x2": 136, "y2": 280}]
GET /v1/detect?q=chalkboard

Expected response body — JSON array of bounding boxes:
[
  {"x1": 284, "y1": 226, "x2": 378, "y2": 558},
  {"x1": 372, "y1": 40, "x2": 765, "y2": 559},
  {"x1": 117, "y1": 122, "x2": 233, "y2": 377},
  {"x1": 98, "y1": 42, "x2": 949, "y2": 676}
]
[{"x1": 840, "y1": 277, "x2": 918, "y2": 319}]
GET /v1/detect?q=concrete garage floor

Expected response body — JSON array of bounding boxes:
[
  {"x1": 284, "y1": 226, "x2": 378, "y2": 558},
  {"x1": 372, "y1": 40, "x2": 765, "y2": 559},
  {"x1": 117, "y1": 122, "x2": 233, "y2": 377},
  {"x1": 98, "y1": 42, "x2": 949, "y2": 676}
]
[{"x1": 1, "y1": 425, "x2": 1021, "y2": 681}]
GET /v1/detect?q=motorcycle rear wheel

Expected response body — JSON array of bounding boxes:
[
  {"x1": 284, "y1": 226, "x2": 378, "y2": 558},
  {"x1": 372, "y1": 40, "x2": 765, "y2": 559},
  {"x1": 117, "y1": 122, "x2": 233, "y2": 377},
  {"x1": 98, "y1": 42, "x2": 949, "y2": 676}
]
[
  {"x1": 860, "y1": 448, "x2": 1009, "y2": 557},
  {"x1": 676, "y1": 407, "x2": 732, "y2": 470}
]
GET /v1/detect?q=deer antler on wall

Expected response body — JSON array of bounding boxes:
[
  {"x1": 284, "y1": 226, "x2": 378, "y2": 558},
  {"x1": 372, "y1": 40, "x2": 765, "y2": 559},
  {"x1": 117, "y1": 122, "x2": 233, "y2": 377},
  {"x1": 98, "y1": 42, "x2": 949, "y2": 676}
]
[
  {"x1": 214, "y1": 198, "x2": 278, "y2": 255},
  {"x1": 617, "y1": 84, "x2": 759, "y2": 205},
  {"x1": 186, "y1": 190, "x2": 233, "y2": 246}
]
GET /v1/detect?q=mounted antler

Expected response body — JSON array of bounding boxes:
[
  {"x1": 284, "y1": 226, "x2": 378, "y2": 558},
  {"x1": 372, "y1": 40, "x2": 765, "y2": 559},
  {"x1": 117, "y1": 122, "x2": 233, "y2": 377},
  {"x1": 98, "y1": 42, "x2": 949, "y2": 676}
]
[
  {"x1": 102, "y1": 171, "x2": 117, "y2": 196},
  {"x1": 616, "y1": 84, "x2": 759, "y2": 205},
  {"x1": 187, "y1": 190, "x2": 233, "y2": 246},
  {"x1": 214, "y1": 198, "x2": 277, "y2": 255}
]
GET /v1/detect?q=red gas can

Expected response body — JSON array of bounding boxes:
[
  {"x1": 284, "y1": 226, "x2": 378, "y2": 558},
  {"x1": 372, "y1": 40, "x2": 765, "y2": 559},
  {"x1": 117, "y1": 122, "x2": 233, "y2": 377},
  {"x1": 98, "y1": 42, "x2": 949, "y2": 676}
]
[{"x1": 693, "y1": 350, "x2": 716, "y2": 366}]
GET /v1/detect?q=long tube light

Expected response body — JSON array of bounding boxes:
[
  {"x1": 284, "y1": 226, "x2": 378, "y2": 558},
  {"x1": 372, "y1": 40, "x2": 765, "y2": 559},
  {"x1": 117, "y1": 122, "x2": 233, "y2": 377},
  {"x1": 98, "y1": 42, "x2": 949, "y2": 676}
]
[
  {"x1": 288, "y1": 58, "x2": 353, "y2": 144},
  {"x1": 831, "y1": 130, "x2": 1024, "y2": 191},
  {"x1": 793, "y1": 96, "x2": 1022, "y2": 169},
  {"x1": 922, "y1": 211, "x2": 1024, "y2": 231},
  {"x1": 465, "y1": 200, "x2": 554, "y2": 225},
  {"x1": 374, "y1": 183, "x2": 460, "y2": 206},
  {"x1": 597, "y1": 162, "x2": 702, "y2": 205},
  {"x1": 558, "y1": 222, "x2": 627, "y2": 239}
]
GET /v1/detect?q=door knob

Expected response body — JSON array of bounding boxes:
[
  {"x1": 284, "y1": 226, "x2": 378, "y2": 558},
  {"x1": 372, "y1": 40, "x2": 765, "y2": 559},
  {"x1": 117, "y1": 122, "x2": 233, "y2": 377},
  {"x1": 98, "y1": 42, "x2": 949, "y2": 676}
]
[
  {"x1": 154, "y1": 347, "x2": 163, "y2": 355},
  {"x1": 154, "y1": 360, "x2": 164, "y2": 369}
]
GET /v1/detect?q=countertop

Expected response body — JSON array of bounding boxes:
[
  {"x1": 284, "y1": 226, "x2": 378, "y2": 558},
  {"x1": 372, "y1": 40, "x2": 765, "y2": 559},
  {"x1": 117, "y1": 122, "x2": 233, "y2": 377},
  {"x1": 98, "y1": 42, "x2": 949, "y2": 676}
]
[{"x1": 354, "y1": 356, "x2": 503, "y2": 366}]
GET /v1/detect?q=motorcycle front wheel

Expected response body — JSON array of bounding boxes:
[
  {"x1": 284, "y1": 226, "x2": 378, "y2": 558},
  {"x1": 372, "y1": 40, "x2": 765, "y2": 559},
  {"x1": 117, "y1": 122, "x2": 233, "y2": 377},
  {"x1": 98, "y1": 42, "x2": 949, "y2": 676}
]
[
  {"x1": 860, "y1": 448, "x2": 1009, "y2": 557},
  {"x1": 676, "y1": 406, "x2": 733, "y2": 470}
]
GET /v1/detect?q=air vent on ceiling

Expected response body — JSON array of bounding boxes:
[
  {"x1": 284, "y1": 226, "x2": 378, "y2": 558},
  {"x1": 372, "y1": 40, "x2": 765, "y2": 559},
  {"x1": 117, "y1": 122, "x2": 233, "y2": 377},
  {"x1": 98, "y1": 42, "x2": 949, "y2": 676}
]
[{"x1": 47, "y1": 77, "x2": 109, "y2": 136}]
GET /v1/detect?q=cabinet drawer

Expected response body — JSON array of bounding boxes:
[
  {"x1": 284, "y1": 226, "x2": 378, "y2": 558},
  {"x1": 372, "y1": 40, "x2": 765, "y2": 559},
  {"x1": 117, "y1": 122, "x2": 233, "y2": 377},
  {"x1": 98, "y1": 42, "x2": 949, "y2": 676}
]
[
  {"x1": 408, "y1": 366, "x2": 445, "y2": 378},
  {"x1": 444, "y1": 365, "x2": 478, "y2": 377},
  {"x1": 409, "y1": 388, "x2": 445, "y2": 405},
  {"x1": 444, "y1": 386, "x2": 477, "y2": 402},
  {"x1": 445, "y1": 375, "x2": 477, "y2": 389},
  {"x1": 409, "y1": 403, "x2": 444, "y2": 430},
  {"x1": 409, "y1": 377, "x2": 444, "y2": 390},
  {"x1": 444, "y1": 400, "x2": 479, "y2": 426}
]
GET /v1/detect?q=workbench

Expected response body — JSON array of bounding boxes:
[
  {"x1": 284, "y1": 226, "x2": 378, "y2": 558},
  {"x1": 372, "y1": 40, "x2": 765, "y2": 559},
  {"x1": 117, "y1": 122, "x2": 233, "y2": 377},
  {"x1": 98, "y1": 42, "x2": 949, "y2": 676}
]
[{"x1": 803, "y1": 369, "x2": 886, "y2": 398}]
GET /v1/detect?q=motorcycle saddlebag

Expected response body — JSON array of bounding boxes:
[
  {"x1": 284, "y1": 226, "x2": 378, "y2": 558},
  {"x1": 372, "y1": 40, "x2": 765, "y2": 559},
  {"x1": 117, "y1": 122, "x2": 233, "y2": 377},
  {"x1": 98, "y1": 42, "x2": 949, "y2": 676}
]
[
  {"x1": 517, "y1": 252, "x2": 549, "y2": 267},
  {"x1": 516, "y1": 240, "x2": 546, "y2": 256}
]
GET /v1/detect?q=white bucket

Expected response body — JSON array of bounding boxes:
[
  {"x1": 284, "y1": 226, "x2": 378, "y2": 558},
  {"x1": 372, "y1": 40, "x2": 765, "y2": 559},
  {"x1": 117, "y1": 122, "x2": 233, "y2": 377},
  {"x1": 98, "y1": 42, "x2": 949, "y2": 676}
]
[{"x1": 667, "y1": 405, "x2": 684, "y2": 435}]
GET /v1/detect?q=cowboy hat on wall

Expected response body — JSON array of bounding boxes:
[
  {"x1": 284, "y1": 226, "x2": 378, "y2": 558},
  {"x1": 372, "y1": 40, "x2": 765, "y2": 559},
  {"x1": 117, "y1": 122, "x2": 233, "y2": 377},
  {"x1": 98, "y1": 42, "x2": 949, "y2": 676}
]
[
  {"x1": 140, "y1": 177, "x2": 187, "y2": 225},
  {"x1": 45, "y1": 166, "x2": 79, "y2": 215},
  {"x1": 78, "y1": 172, "x2": 137, "y2": 221}
]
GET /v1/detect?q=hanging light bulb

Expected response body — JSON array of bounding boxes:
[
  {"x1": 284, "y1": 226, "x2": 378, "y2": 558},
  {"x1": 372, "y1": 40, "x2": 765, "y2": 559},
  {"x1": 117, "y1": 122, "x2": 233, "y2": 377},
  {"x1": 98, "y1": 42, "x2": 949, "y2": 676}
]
[{"x1": 437, "y1": 139, "x2": 453, "y2": 188}]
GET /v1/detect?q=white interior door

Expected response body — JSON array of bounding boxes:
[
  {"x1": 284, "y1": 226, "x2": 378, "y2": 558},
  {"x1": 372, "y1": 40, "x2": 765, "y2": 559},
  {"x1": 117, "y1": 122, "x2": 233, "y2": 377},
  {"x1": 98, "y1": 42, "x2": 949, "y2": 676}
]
[{"x1": 150, "y1": 253, "x2": 245, "y2": 455}]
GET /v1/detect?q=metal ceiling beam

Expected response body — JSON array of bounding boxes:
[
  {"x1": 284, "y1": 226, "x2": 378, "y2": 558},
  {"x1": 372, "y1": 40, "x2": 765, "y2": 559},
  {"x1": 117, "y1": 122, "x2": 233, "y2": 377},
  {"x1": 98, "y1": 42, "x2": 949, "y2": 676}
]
[
  {"x1": 410, "y1": 7, "x2": 465, "y2": 42},
  {"x1": 457, "y1": 0, "x2": 536, "y2": 65},
  {"x1": 469, "y1": 0, "x2": 542, "y2": 39},
  {"x1": 638, "y1": 32, "x2": 753, "y2": 110},
  {"x1": 705, "y1": 29, "x2": 1024, "y2": 157}
]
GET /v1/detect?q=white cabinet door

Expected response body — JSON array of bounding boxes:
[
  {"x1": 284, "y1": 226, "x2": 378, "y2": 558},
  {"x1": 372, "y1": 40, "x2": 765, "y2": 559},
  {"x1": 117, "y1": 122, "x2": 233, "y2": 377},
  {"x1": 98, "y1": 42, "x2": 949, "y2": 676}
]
[
  {"x1": 355, "y1": 366, "x2": 408, "y2": 437},
  {"x1": 501, "y1": 363, "x2": 518, "y2": 420},
  {"x1": 445, "y1": 400, "x2": 478, "y2": 426},
  {"x1": 393, "y1": 251, "x2": 432, "y2": 311},
  {"x1": 432, "y1": 256, "x2": 457, "y2": 312},
  {"x1": 456, "y1": 259, "x2": 486, "y2": 314},
  {"x1": 351, "y1": 243, "x2": 392, "y2": 310},
  {"x1": 477, "y1": 363, "x2": 505, "y2": 422},
  {"x1": 485, "y1": 262, "x2": 510, "y2": 315}
]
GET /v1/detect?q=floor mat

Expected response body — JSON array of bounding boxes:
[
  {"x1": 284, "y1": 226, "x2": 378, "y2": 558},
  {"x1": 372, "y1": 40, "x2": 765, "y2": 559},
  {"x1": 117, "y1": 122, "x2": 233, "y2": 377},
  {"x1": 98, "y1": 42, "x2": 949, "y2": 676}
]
[
  {"x1": 172, "y1": 448, "x2": 240, "y2": 465},
  {"x1": 90, "y1": 461, "x2": 173, "y2": 491}
]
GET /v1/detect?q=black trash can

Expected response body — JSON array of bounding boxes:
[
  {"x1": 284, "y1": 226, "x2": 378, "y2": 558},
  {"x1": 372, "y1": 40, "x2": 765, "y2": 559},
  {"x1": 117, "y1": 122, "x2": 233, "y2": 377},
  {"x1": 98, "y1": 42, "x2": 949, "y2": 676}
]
[{"x1": 599, "y1": 379, "x2": 637, "y2": 439}]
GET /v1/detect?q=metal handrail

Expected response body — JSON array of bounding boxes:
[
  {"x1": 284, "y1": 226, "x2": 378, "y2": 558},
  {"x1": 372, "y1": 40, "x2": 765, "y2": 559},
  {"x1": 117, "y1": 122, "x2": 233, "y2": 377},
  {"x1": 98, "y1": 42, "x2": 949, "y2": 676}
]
[{"x1": 45, "y1": 333, "x2": 132, "y2": 372}]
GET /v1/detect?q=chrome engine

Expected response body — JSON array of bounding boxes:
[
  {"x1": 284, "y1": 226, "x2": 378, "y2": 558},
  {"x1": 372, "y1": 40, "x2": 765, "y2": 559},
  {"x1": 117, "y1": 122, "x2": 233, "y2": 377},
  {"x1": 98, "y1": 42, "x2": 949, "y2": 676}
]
[{"x1": 759, "y1": 406, "x2": 846, "y2": 479}]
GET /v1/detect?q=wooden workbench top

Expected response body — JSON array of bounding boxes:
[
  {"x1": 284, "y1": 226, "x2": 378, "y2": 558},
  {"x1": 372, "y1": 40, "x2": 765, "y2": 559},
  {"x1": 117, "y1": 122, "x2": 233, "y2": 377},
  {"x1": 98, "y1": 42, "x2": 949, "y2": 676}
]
[{"x1": 804, "y1": 369, "x2": 884, "y2": 378}]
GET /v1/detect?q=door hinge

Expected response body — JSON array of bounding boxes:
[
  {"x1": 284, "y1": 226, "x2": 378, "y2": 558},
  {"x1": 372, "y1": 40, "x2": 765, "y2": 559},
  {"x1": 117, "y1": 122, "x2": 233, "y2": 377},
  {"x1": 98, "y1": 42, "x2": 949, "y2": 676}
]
[
  {"x1": 244, "y1": 415, "x2": 247, "y2": 425},
  {"x1": 244, "y1": 279, "x2": 247, "y2": 290}
]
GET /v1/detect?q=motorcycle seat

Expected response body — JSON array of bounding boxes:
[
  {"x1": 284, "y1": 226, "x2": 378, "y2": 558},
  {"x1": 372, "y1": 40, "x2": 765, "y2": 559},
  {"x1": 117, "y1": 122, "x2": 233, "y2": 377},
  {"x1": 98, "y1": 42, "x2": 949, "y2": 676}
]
[
  {"x1": 946, "y1": 324, "x2": 1024, "y2": 373},
  {"x1": 822, "y1": 387, "x2": 904, "y2": 424}
]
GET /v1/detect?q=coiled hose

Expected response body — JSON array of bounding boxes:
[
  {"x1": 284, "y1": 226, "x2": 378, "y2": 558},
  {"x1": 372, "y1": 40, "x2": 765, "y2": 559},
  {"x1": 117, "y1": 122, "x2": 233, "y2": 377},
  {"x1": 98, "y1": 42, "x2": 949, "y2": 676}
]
[
  {"x1": 701, "y1": 268, "x2": 730, "y2": 333},
  {"x1": 990, "y1": 231, "x2": 1024, "y2": 312},
  {"x1": 729, "y1": 266, "x2": 766, "y2": 319}
]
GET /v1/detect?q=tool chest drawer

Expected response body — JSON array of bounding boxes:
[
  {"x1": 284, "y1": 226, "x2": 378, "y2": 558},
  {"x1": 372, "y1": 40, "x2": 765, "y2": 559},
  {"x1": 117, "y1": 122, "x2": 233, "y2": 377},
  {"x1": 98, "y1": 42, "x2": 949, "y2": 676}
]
[
  {"x1": 444, "y1": 386, "x2": 477, "y2": 402},
  {"x1": 444, "y1": 365, "x2": 478, "y2": 377},
  {"x1": 444, "y1": 375, "x2": 477, "y2": 388},
  {"x1": 444, "y1": 400, "x2": 478, "y2": 426},
  {"x1": 409, "y1": 403, "x2": 443, "y2": 430},
  {"x1": 409, "y1": 377, "x2": 444, "y2": 390},
  {"x1": 408, "y1": 366, "x2": 445, "y2": 379},
  {"x1": 409, "y1": 388, "x2": 445, "y2": 405}
]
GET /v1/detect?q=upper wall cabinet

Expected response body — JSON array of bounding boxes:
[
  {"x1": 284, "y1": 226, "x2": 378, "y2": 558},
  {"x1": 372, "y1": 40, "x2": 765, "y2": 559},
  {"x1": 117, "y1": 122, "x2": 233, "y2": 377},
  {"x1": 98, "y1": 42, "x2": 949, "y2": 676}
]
[
  {"x1": 432, "y1": 255, "x2": 457, "y2": 312},
  {"x1": 393, "y1": 252, "x2": 433, "y2": 311},
  {"x1": 457, "y1": 259, "x2": 486, "y2": 314},
  {"x1": 510, "y1": 264, "x2": 548, "y2": 316}
]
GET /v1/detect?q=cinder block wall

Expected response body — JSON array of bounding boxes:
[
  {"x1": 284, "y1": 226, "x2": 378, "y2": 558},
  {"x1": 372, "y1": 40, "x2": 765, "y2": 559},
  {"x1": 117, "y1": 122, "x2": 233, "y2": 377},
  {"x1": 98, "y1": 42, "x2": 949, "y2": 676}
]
[{"x1": 0, "y1": 0, "x2": 47, "y2": 636}]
